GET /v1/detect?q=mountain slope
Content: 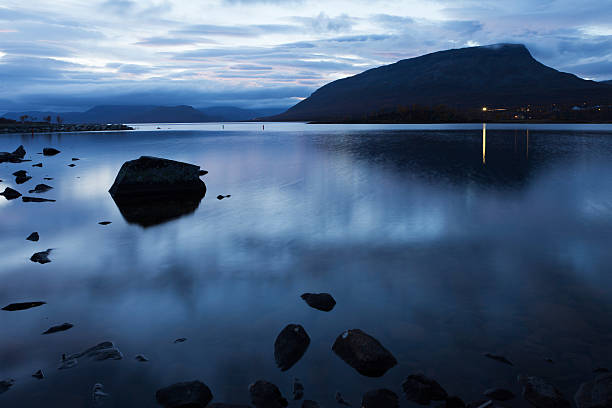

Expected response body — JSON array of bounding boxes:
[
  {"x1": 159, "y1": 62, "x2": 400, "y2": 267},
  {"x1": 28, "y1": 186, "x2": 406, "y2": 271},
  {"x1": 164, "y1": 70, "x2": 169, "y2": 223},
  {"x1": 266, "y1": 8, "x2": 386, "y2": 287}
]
[{"x1": 271, "y1": 44, "x2": 612, "y2": 121}]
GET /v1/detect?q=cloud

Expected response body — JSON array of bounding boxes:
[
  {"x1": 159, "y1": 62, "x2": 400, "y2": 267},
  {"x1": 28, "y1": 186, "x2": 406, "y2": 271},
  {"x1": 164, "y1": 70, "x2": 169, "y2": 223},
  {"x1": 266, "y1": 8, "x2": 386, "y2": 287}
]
[{"x1": 293, "y1": 12, "x2": 354, "y2": 33}]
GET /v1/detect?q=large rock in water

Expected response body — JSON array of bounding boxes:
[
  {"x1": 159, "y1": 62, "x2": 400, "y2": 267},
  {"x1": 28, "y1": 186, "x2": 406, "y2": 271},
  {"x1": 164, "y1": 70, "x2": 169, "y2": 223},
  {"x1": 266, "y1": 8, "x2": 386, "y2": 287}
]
[
  {"x1": 332, "y1": 329, "x2": 397, "y2": 377},
  {"x1": 274, "y1": 324, "x2": 310, "y2": 371},
  {"x1": 575, "y1": 373, "x2": 612, "y2": 408},
  {"x1": 109, "y1": 156, "x2": 206, "y2": 198},
  {"x1": 155, "y1": 380, "x2": 213, "y2": 408},
  {"x1": 518, "y1": 375, "x2": 570, "y2": 408}
]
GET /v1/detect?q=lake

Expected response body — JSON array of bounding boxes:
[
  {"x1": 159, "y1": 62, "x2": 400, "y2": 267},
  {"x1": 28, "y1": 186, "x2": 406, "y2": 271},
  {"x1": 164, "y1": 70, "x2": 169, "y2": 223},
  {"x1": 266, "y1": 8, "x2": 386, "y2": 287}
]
[{"x1": 2, "y1": 123, "x2": 612, "y2": 407}]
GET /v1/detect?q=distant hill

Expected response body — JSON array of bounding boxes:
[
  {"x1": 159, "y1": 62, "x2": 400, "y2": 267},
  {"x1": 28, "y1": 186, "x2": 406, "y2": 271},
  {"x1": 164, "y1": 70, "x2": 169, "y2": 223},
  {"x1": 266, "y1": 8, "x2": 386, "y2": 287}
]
[
  {"x1": 2, "y1": 105, "x2": 286, "y2": 123},
  {"x1": 269, "y1": 44, "x2": 612, "y2": 122}
]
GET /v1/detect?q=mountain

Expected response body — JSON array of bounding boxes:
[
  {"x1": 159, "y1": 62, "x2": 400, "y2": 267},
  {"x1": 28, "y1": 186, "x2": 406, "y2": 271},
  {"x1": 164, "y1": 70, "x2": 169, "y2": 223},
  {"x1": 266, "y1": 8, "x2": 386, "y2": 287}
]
[
  {"x1": 2, "y1": 105, "x2": 287, "y2": 123},
  {"x1": 270, "y1": 44, "x2": 612, "y2": 121}
]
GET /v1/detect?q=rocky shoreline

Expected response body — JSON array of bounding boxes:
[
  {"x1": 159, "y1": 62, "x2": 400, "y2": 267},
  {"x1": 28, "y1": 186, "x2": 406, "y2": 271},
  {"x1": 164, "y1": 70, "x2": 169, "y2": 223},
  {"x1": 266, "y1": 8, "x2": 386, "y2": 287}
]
[{"x1": 0, "y1": 123, "x2": 133, "y2": 134}]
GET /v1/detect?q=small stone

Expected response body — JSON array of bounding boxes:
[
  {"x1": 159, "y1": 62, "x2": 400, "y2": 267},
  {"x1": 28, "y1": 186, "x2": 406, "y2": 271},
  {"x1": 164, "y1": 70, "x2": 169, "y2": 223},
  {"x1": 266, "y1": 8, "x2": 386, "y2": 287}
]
[
  {"x1": 301, "y1": 293, "x2": 336, "y2": 311},
  {"x1": 31, "y1": 249, "x2": 52, "y2": 264},
  {"x1": 135, "y1": 354, "x2": 149, "y2": 362},
  {"x1": 66, "y1": 341, "x2": 123, "y2": 361},
  {"x1": 274, "y1": 324, "x2": 310, "y2": 371},
  {"x1": 43, "y1": 148, "x2": 61, "y2": 156},
  {"x1": 362, "y1": 389, "x2": 399, "y2": 408},
  {"x1": 484, "y1": 353, "x2": 513, "y2": 366},
  {"x1": 22, "y1": 197, "x2": 56, "y2": 202},
  {"x1": 26, "y1": 232, "x2": 40, "y2": 241},
  {"x1": 293, "y1": 378, "x2": 304, "y2": 400},
  {"x1": 42, "y1": 323, "x2": 73, "y2": 334},
  {"x1": 68, "y1": 163, "x2": 76, "y2": 167},
  {"x1": 72, "y1": 158, "x2": 80, "y2": 161},
  {"x1": 332, "y1": 329, "x2": 397, "y2": 377},
  {"x1": 44, "y1": 177, "x2": 53, "y2": 180},
  {"x1": 249, "y1": 380, "x2": 288, "y2": 408},
  {"x1": 32, "y1": 370, "x2": 44, "y2": 380},
  {"x1": 0, "y1": 379, "x2": 15, "y2": 394},
  {"x1": 58, "y1": 354, "x2": 78, "y2": 370},
  {"x1": 156, "y1": 381, "x2": 213, "y2": 408},
  {"x1": 32, "y1": 163, "x2": 43, "y2": 167},
  {"x1": 29, "y1": 184, "x2": 53, "y2": 193},
  {"x1": 2, "y1": 301, "x2": 46, "y2": 311},
  {"x1": 518, "y1": 374, "x2": 570, "y2": 408},
  {"x1": 484, "y1": 388, "x2": 515, "y2": 401},
  {"x1": 0, "y1": 187, "x2": 22, "y2": 200},
  {"x1": 98, "y1": 221, "x2": 112, "y2": 225},
  {"x1": 335, "y1": 391, "x2": 351, "y2": 406},
  {"x1": 174, "y1": 338, "x2": 187, "y2": 343},
  {"x1": 402, "y1": 373, "x2": 448, "y2": 405}
]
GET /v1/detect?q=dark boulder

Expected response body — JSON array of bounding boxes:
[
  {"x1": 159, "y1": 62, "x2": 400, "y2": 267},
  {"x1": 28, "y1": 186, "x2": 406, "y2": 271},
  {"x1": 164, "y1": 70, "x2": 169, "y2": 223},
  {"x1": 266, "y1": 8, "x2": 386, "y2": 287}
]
[
  {"x1": 2, "y1": 301, "x2": 46, "y2": 311},
  {"x1": 135, "y1": 354, "x2": 149, "y2": 362},
  {"x1": 300, "y1": 293, "x2": 336, "y2": 311},
  {"x1": 0, "y1": 379, "x2": 15, "y2": 394},
  {"x1": 274, "y1": 324, "x2": 310, "y2": 371},
  {"x1": 1, "y1": 187, "x2": 22, "y2": 200},
  {"x1": 43, "y1": 147, "x2": 61, "y2": 156},
  {"x1": 32, "y1": 163, "x2": 43, "y2": 167},
  {"x1": 302, "y1": 401, "x2": 320, "y2": 408},
  {"x1": 293, "y1": 378, "x2": 304, "y2": 400},
  {"x1": 0, "y1": 145, "x2": 26, "y2": 163},
  {"x1": 29, "y1": 184, "x2": 53, "y2": 193},
  {"x1": 575, "y1": 373, "x2": 612, "y2": 408},
  {"x1": 402, "y1": 373, "x2": 448, "y2": 405},
  {"x1": 23, "y1": 197, "x2": 56, "y2": 202},
  {"x1": 362, "y1": 389, "x2": 399, "y2": 408},
  {"x1": 27, "y1": 232, "x2": 40, "y2": 242},
  {"x1": 30, "y1": 249, "x2": 52, "y2": 264},
  {"x1": 16, "y1": 175, "x2": 32, "y2": 184},
  {"x1": 42, "y1": 323, "x2": 73, "y2": 334},
  {"x1": 32, "y1": 370, "x2": 44, "y2": 380},
  {"x1": 155, "y1": 380, "x2": 213, "y2": 408},
  {"x1": 332, "y1": 329, "x2": 397, "y2": 377},
  {"x1": 484, "y1": 388, "x2": 515, "y2": 401},
  {"x1": 249, "y1": 380, "x2": 288, "y2": 408},
  {"x1": 109, "y1": 156, "x2": 206, "y2": 198},
  {"x1": 13, "y1": 170, "x2": 27, "y2": 177},
  {"x1": 99, "y1": 221, "x2": 112, "y2": 225},
  {"x1": 66, "y1": 341, "x2": 123, "y2": 361},
  {"x1": 518, "y1": 375, "x2": 570, "y2": 408}
]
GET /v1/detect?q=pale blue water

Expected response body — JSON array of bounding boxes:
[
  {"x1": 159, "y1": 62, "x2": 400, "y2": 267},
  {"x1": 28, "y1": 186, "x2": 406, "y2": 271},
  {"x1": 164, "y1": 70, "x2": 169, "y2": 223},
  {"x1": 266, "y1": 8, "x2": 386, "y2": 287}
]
[{"x1": 2, "y1": 123, "x2": 612, "y2": 407}]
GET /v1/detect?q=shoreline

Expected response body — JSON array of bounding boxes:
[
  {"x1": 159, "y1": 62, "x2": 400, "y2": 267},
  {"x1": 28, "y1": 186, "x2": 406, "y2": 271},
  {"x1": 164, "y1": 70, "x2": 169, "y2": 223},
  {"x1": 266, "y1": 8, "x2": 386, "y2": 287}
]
[{"x1": 0, "y1": 123, "x2": 133, "y2": 134}]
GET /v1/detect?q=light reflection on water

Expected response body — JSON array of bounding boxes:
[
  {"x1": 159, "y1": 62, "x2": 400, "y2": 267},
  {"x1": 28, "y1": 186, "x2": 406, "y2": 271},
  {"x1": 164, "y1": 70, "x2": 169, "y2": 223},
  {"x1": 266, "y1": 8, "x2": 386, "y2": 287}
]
[{"x1": 1, "y1": 125, "x2": 612, "y2": 407}]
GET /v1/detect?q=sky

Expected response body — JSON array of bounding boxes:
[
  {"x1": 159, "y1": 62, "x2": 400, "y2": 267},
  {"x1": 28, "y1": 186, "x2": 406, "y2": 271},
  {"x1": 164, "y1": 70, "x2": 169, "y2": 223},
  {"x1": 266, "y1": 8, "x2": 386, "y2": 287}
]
[{"x1": 1, "y1": 0, "x2": 612, "y2": 112}]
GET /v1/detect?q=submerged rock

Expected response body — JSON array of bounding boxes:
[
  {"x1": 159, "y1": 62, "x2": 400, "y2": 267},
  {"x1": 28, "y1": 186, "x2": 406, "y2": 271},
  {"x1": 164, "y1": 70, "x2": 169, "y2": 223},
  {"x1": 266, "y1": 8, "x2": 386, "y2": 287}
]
[
  {"x1": 23, "y1": 197, "x2": 56, "y2": 202},
  {"x1": 112, "y1": 193, "x2": 204, "y2": 228},
  {"x1": 293, "y1": 378, "x2": 304, "y2": 400},
  {"x1": 575, "y1": 373, "x2": 612, "y2": 408},
  {"x1": 302, "y1": 401, "x2": 320, "y2": 408},
  {"x1": 274, "y1": 324, "x2": 310, "y2": 371},
  {"x1": 0, "y1": 379, "x2": 15, "y2": 394},
  {"x1": 0, "y1": 145, "x2": 26, "y2": 163},
  {"x1": 156, "y1": 381, "x2": 213, "y2": 408},
  {"x1": 0, "y1": 187, "x2": 22, "y2": 200},
  {"x1": 68, "y1": 163, "x2": 76, "y2": 167},
  {"x1": 67, "y1": 341, "x2": 123, "y2": 361},
  {"x1": 2, "y1": 301, "x2": 46, "y2": 311},
  {"x1": 42, "y1": 323, "x2": 73, "y2": 334},
  {"x1": 402, "y1": 373, "x2": 448, "y2": 405},
  {"x1": 32, "y1": 163, "x2": 43, "y2": 167},
  {"x1": 93, "y1": 383, "x2": 110, "y2": 407},
  {"x1": 109, "y1": 156, "x2": 206, "y2": 198},
  {"x1": 484, "y1": 388, "x2": 515, "y2": 401},
  {"x1": 440, "y1": 396, "x2": 467, "y2": 408},
  {"x1": 362, "y1": 389, "x2": 399, "y2": 408},
  {"x1": 43, "y1": 147, "x2": 61, "y2": 156},
  {"x1": 30, "y1": 249, "x2": 52, "y2": 264},
  {"x1": 98, "y1": 221, "x2": 112, "y2": 225},
  {"x1": 134, "y1": 354, "x2": 149, "y2": 362},
  {"x1": 72, "y1": 158, "x2": 79, "y2": 161},
  {"x1": 29, "y1": 184, "x2": 53, "y2": 193},
  {"x1": 335, "y1": 391, "x2": 351, "y2": 406},
  {"x1": 300, "y1": 293, "x2": 336, "y2": 312},
  {"x1": 58, "y1": 354, "x2": 78, "y2": 370},
  {"x1": 26, "y1": 232, "x2": 40, "y2": 241},
  {"x1": 32, "y1": 370, "x2": 44, "y2": 380},
  {"x1": 174, "y1": 338, "x2": 187, "y2": 343},
  {"x1": 15, "y1": 175, "x2": 32, "y2": 184},
  {"x1": 216, "y1": 194, "x2": 231, "y2": 200},
  {"x1": 518, "y1": 374, "x2": 570, "y2": 408},
  {"x1": 332, "y1": 329, "x2": 397, "y2": 377},
  {"x1": 484, "y1": 353, "x2": 513, "y2": 366},
  {"x1": 249, "y1": 380, "x2": 288, "y2": 408}
]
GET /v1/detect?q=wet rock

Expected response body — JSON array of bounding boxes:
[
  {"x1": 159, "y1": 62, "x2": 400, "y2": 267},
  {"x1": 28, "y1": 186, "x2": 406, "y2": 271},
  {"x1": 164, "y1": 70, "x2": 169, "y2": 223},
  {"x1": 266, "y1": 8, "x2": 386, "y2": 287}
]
[
  {"x1": 217, "y1": 194, "x2": 231, "y2": 200},
  {"x1": 67, "y1": 341, "x2": 123, "y2": 361},
  {"x1": 13, "y1": 170, "x2": 27, "y2": 177},
  {"x1": 42, "y1": 323, "x2": 73, "y2": 334},
  {"x1": 518, "y1": 374, "x2": 570, "y2": 408},
  {"x1": 198, "y1": 170, "x2": 208, "y2": 176},
  {"x1": 155, "y1": 380, "x2": 213, "y2": 408},
  {"x1": 293, "y1": 378, "x2": 304, "y2": 400},
  {"x1": 32, "y1": 370, "x2": 44, "y2": 380},
  {"x1": 336, "y1": 391, "x2": 351, "y2": 406},
  {"x1": 26, "y1": 232, "x2": 39, "y2": 241},
  {"x1": 23, "y1": 196, "x2": 56, "y2": 202},
  {"x1": 332, "y1": 329, "x2": 397, "y2": 377},
  {"x1": 31, "y1": 249, "x2": 52, "y2": 264},
  {"x1": 301, "y1": 293, "x2": 336, "y2": 312},
  {"x1": 68, "y1": 163, "x2": 76, "y2": 167},
  {"x1": 16, "y1": 175, "x2": 32, "y2": 184},
  {"x1": 43, "y1": 147, "x2": 61, "y2": 156},
  {"x1": 29, "y1": 184, "x2": 53, "y2": 193},
  {"x1": 174, "y1": 338, "x2": 187, "y2": 343},
  {"x1": 484, "y1": 353, "x2": 513, "y2": 366},
  {"x1": 32, "y1": 163, "x2": 43, "y2": 167},
  {"x1": 44, "y1": 177, "x2": 53, "y2": 181},
  {"x1": 109, "y1": 156, "x2": 206, "y2": 198},
  {"x1": 302, "y1": 401, "x2": 320, "y2": 408},
  {"x1": 72, "y1": 158, "x2": 80, "y2": 161},
  {"x1": 362, "y1": 389, "x2": 399, "y2": 408},
  {"x1": 98, "y1": 221, "x2": 112, "y2": 225},
  {"x1": 112, "y1": 193, "x2": 204, "y2": 228},
  {"x1": 249, "y1": 380, "x2": 288, "y2": 408},
  {"x1": 0, "y1": 379, "x2": 15, "y2": 394},
  {"x1": 0, "y1": 145, "x2": 26, "y2": 163},
  {"x1": 58, "y1": 354, "x2": 78, "y2": 369},
  {"x1": 135, "y1": 354, "x2": 149, "y2": 362},
  {"x1": 2, "y1": 301, "x2": 46, "y2": 311},
  {"x1": 402, "y1": 373, "x2": 448, "y2": 405},
  {"x1": 484, "y1": 388, "x2": 515, "y2": 401},
  {"x1": 274, "y1": 324, "x2": 310, "y2": 371},
  {"x1": 93, "y1": 383, "x2": 110, "y2": 407},
  {"x1": 0, "y1": 187, "x2": 22, "y2": 200},
  {"x1": 575, "y1": 373, "x2": 612, "y2": 408}
]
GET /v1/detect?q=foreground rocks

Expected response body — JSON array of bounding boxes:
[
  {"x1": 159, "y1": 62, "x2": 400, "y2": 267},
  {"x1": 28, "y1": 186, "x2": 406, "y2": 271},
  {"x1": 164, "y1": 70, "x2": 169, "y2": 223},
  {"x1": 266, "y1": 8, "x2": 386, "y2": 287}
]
[
  {"x1": 31, "y1": 249, "x2": 52, "y2": 264},
  {"x1": 0, "y1": 145, "x2": 27, "y2": 163},
  {"x1": 2, "y1": 301, "x2": 46, "y2": 311},
  {"x1": 93, "y1": 383, "x2": 110, "y2": 407},
  {"x1": 42, "y1": 323, "x2": 74, "y2": 334},
  {"x1": 0, "y1": 187, "x2": 22, "y2": 200},
  {"x1": 402, "y1": 373, "x2": 448, "y2": 405},
  {"x1": 29, "y1": 184, "x2": 53, "y2": 194},
  {"x1": 362, "y1": 389, "x2": 399, "y2": 408},
  {"x1": 274, "y1": 324, "x2": 310, "y2": 371},
  {"x1": 518, "y1": 375, "x2": 570, "y2": 408},
  {"x1": 574, "y1": 373, "x2": 612, "y2": 408},
  {"x1": 156, "y1": 380, "x2": 213, "y2": 408},
  {"x1": 332, "y1": 329, "x2": 397, "y2": 377},
  {"x1": 300, "y1": 293, "x2": 336, "y2": 312},
  {"x1": 42, "y1": 148, "x2": 61, "y2": 156},
  {"x1": 0, "y1": 379, "x2": 15, "y2": 394},
  {"x1": 249, "y1": 380, "x2": 288, "y2": 408}
]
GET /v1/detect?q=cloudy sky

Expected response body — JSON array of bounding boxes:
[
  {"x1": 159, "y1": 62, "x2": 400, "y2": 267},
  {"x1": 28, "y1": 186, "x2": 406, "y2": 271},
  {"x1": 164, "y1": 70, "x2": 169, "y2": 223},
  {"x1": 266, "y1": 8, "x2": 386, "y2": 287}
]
[{"x1": 1, "y1": 0, "x2": 611, "y2": 112}]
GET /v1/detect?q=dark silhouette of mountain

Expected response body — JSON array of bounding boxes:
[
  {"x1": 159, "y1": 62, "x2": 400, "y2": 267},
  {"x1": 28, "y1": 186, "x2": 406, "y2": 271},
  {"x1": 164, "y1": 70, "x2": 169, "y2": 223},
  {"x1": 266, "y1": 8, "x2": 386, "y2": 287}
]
[
  {"x1": 603, "y1": 80, "x2": 612, "y2": 85},
  {"x1": 2, "y1": 105, "x2": 285, "y2": 123},
  {"x1": 269, "y1": 44, "x2": 612, "y2": 121}
]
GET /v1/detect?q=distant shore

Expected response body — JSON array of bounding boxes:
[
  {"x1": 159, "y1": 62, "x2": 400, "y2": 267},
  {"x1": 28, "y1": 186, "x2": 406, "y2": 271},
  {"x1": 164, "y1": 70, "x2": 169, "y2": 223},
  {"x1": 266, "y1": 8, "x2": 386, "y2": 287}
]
[{"x1": 0, "y1": 122, "x2": 133, "y2": 134}]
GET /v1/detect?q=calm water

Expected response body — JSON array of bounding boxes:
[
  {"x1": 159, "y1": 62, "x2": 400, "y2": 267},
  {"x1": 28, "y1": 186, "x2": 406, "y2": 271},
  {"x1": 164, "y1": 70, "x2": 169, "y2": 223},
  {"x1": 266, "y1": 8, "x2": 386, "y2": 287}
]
[{"x1": 2, "y1": 123, "x2": 612, "y2": 407}]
